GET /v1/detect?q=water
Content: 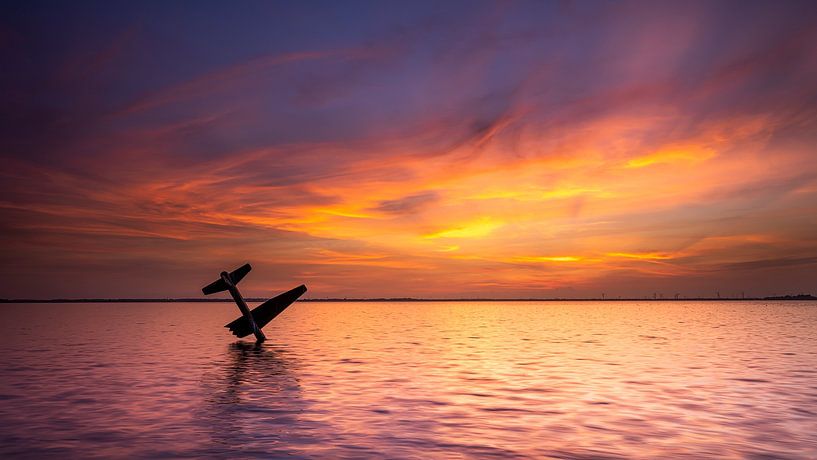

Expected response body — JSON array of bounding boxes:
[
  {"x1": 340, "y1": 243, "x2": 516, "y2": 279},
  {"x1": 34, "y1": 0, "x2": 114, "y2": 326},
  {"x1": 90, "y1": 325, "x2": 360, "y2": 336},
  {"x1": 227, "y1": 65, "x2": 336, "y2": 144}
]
[{"x1": 0, "y1": 301, "x2": 815, "y2": 459}]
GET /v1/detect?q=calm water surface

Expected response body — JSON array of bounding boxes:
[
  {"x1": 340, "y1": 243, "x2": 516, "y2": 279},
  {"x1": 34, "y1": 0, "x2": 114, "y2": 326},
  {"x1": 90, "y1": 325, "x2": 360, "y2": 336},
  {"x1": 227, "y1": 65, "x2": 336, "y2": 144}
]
[{"x1": 0, "y1": 301, "x2": 815, "y2": 458}]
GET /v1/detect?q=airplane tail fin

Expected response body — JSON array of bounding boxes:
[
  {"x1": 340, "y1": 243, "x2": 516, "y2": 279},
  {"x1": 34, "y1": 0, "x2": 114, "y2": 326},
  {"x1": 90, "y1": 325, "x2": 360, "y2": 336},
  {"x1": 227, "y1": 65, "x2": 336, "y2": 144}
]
[{"x1": 202, "y1": 263, "x2": 252, "y2": 295}]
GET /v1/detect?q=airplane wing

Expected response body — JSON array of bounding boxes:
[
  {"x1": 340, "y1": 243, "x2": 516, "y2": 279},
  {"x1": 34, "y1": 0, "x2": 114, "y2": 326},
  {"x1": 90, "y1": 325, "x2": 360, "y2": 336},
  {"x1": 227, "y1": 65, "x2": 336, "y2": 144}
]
[{"x1": 225, "y1": 284, "x2": 307, "y2": 337}]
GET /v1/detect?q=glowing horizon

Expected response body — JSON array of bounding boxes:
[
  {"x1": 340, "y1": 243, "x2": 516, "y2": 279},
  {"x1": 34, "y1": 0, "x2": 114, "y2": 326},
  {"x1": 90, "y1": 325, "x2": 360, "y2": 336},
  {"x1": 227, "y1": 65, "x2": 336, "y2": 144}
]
[{"x1": 1, "y1": 2, "x2": 816, "y2": 298}]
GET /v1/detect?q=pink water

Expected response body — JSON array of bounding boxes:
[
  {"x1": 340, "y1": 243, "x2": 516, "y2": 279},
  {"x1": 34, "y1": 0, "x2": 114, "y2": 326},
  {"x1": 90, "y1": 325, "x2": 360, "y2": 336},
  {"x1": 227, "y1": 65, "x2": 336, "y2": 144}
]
[{"x1": 0, "y1": 301, "x2": 815, "y2": 458}]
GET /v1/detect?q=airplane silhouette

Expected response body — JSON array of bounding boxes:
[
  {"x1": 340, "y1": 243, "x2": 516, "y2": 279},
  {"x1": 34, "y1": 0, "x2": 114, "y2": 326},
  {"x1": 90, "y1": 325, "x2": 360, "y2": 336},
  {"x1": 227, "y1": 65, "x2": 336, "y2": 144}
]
[{"x1": 202, "y1": 263, "x2": 306, "y2": 342}]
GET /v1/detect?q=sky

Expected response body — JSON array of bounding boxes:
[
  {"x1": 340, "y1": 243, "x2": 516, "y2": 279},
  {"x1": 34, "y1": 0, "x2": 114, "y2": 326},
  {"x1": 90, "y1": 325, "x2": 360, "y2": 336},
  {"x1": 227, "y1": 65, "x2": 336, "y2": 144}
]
[{"x1": 1, "y1": 1, "x2": 816, "y2": 299}]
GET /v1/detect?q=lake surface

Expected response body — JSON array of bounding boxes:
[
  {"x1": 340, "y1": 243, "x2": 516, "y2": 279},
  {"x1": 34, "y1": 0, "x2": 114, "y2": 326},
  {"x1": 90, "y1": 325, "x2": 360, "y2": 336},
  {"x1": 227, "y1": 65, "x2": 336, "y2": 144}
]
[{"x1": 0, "y1": 300, "x2": 815, "y2": 458}]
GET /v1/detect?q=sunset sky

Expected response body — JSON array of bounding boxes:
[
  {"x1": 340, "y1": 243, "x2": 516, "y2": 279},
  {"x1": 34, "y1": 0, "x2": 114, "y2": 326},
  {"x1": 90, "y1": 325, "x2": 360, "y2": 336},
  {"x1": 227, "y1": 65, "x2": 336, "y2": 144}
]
[{"x1": 1, "y1": 1, "x2": 816, "y2": 299}]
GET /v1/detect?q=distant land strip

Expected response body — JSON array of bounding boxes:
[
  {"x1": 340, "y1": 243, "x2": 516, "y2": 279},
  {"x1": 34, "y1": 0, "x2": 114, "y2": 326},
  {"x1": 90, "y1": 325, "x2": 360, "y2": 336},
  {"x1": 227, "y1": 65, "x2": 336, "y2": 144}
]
[{"x1": 1, "y1": 294, "x2": 814, "y2": 303}]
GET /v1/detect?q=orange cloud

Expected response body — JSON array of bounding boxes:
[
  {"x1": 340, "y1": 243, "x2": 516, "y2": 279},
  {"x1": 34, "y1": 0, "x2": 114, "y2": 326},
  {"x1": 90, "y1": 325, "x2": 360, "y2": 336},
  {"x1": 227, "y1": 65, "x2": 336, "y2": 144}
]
[
  {"x1": 626, "y1": 146, "x2": 716, "y2": 168},
  {"x1": 512, "y1": 256, "x2": 583, "y2": 263},
  {"x1": 606, "y1": 252, "x2": 674, "y2": 260}
]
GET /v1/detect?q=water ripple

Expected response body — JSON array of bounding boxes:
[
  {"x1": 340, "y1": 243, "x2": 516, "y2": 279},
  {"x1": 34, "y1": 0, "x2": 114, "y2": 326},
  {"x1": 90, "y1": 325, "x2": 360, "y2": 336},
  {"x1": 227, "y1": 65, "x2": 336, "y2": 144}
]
[{"x1": 0, "y1": 300, "x2": 815, "y2": 458}]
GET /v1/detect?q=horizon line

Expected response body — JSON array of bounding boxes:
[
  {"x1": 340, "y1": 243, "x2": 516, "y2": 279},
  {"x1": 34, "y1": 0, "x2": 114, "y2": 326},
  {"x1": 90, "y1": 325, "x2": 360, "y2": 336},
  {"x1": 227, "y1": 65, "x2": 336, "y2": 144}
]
[{"x1": 1, "y1": 294, "x2": 814, "y2": 303}]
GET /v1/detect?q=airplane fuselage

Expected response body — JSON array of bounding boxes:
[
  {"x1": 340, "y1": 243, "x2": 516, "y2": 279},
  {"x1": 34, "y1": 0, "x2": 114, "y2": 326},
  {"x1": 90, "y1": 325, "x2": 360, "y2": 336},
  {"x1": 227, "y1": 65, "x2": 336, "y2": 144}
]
[
  {"x1": 203, "y1": 263, "x2": 304, "y2": 341},
  {"x1": 220, "y1": 271, "x2": 266, "y2": 342}
]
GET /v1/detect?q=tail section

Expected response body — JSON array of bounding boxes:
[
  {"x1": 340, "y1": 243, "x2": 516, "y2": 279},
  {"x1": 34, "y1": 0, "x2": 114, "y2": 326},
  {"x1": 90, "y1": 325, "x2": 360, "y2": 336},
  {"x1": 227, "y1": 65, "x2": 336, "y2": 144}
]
[
  {"x1": 225, "y1": 284, "x2": 307, "y2": 337},
  {"x1": 202, "y1": 263, "x2": 252, "y2": 295}
]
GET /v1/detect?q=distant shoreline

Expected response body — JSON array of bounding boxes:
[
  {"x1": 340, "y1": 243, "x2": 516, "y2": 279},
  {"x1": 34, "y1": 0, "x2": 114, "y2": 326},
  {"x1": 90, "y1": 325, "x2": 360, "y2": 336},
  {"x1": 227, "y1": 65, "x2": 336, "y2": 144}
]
[{"x1": 1, "y1": 295, "x2": 814, "y2": 303}]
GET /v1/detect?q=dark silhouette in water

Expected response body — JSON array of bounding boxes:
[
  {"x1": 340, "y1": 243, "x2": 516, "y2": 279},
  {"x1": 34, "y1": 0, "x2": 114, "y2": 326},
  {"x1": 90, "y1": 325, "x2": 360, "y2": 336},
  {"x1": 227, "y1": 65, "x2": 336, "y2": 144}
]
[{"x1": 202, "y1": 263, "x2": 307, "y2": 342}]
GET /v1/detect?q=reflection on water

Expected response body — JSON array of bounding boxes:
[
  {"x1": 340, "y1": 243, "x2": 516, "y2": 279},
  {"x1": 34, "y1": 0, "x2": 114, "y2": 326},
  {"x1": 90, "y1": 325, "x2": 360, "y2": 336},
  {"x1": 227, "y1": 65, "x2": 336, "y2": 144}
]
[
  {"x1": 0, "y1": 301, "x2": 816, "y2": 458},
  {"x1": 200, "y1": 342, "x2": 317, "y2": 458},
  {"x1": 219, "y1": 342, "x2": 298, "y2": 405}
]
